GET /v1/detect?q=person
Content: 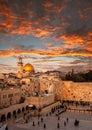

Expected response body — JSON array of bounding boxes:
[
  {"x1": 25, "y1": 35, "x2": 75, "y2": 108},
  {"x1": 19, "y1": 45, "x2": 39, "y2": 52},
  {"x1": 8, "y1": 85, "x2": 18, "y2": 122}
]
[
  {"x1": 15, "y1": 115, "x2": 16, "y2": 119},
  {"x1": 64, "y1": 121, "x2": 66, "y2": 126},
  {"x1": 67, "y1": 117, "x2": 68, "y2": 122},
  {"x1": 44, "y1": 123, "x2": 46, "y2": 128},
  {"x1": 58, "y1": 116, "x2": 60, "y2": 120},
  {"x1": 57, "y1": 122, "x2": 60, "y2": 128},
  {"x1": 32, "y1": 121, "x2": 35, "y2": 126},
  {"x1": 41, "y1": 117, "x2": 43, "y2": 122},
  {"x1": 26, "y1": 119, "x2": 28, "y2": 123},
  {"x1": 74, "y1": 119, "x2": 79, "y2": 126},
  {"x1": 46, "y1": 114, "x2": 48, "y2": 116},
  {"x1": 5, "y1": 125, "x2": 8, "y2": 130},
  {"x1": 38, "y1": 121, "x2": 40, "y2": 125}
]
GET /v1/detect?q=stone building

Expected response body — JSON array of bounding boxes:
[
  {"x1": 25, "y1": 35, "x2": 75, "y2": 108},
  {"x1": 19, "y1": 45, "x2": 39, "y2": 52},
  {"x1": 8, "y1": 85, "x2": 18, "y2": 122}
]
[
  {"x1": 26, "y1": 93, "x2": 55, "y2": 109},
  {"x1": 0, "y1": 57, "x2": 92, "y2": 121},
  {"x1": 0, "y1": 87, "x2": 21, "y2": 108}
]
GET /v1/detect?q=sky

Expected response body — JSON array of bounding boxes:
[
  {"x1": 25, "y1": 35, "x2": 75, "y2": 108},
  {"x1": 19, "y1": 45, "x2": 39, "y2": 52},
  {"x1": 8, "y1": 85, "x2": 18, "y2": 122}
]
[{"x1": 0, "y1": 0, "x2": 92, "y2": 73}]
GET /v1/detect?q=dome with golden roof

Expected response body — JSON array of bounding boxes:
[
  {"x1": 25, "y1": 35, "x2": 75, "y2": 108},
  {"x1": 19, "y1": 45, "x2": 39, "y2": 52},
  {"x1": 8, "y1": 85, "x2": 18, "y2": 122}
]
[{"x1": 23, "y1": 63, "x2": 35, "y2": 72}]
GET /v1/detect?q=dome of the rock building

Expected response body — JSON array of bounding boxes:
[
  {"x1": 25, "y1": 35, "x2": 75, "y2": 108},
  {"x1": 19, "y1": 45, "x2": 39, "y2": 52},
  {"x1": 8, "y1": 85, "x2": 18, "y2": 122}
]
[{"x1": 23, "y1": 63, "x2": 35, "y2": 72}]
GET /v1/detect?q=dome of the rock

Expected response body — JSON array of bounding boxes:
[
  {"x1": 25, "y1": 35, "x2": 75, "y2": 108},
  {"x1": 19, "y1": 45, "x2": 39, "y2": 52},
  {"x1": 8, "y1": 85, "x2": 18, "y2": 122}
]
[{"x1": 23, "y1": 63, "x2": 35, "y2": 72}]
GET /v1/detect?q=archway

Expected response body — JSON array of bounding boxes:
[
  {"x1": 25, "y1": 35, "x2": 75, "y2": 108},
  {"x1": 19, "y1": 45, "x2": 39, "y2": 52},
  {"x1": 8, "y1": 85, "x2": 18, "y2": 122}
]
[
  {"x1": 7, "y1": 112, "x2": 11, "y2": 119},
  {"x1": 17, "y1": 109, "x2": 21, "y2": 114},
  {"x1": 13, "y1": 110, "x2": 16, "y2": 118},
  {"x1": 26, "y1": 106, "x2": 28, "y2": 111},
  {"x1": 1, "y1": 114, "x2": 6, "y2": 122},
  {"x1": 22, "y1": 107, "x2": 25, "y2": 112},
  {"x1": 32, "y1": 105, "x2": 36, "y2": 110},
  {"x1": 51, "y1": 108, "x2": 54, "y2": 113},
  {"x1": 13, "y1": 110, "x2": 16, "y2": 115}
]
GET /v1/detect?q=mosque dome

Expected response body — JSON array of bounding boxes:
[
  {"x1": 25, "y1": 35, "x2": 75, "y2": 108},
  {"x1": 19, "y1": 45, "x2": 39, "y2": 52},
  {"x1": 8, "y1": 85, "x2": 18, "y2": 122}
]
[{"x1": 23, "y1": 63, "x2": 35, "y2": 72}]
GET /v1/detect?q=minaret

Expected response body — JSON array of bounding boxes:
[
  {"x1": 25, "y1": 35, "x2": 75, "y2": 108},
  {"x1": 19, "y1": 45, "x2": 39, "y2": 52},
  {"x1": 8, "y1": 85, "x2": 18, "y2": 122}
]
[{"x1": 17, "y1": 57, "x2": 23, "y2": 77}]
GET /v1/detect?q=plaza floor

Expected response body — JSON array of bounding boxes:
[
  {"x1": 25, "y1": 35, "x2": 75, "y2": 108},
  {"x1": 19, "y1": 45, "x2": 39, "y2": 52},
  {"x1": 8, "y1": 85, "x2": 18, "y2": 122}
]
[{"x1": 8, "y1": 111, "x2": 92, "y2": 130}]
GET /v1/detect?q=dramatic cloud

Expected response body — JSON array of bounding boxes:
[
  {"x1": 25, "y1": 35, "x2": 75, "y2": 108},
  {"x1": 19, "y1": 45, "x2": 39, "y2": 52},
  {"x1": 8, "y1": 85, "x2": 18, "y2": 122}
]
[
  {"x1": 0, "y1": 44, "x2": 92, "y2": 58},
  {"x1": 0, "y1": 0, "x2": 92, "y2": 72}
]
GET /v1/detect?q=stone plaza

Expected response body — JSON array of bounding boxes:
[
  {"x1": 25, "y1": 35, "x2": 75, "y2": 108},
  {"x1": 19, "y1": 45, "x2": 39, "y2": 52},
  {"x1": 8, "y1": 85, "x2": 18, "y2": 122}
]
[{"x1": 8, "y1": 109, "x2": 92, "y2": 130}]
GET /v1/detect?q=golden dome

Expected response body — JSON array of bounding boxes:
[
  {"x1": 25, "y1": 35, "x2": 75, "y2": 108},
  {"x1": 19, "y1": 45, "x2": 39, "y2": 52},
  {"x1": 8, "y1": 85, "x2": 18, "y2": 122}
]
[{"x1": 23, "y1": 63, "x2": 35, "y2": 72}]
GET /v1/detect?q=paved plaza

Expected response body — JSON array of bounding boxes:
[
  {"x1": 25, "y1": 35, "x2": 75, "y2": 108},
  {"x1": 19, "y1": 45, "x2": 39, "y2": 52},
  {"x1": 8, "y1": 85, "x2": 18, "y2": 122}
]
[{"x1": 8, "y1": 111, "x2": 92, "y2": 130}]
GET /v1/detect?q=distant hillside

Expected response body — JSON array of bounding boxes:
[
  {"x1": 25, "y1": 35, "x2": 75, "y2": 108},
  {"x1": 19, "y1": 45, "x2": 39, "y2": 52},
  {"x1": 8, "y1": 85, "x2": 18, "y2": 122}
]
[{"x1": 65, "y1": 70, "x2": 92, "y2": 82}]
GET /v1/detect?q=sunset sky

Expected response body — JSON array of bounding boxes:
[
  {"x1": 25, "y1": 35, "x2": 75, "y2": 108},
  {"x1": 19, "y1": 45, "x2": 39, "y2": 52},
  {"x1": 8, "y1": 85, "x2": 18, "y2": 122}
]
[{"x1": 0, "y1": 0, "x2": 92, "y2": 73}]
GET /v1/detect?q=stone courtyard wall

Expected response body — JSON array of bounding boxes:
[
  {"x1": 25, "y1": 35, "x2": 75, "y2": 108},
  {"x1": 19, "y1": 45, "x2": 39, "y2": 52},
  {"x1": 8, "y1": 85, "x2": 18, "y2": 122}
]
[
  {"x1": 39, "y1": 78, "x2": 92, "y2": 103},
  {"x1": 40, "y1": 79, "x2": 63, "y2": 100},
  {"x1": 61, "y1": 81, "x2": 92, "y2": 102}
]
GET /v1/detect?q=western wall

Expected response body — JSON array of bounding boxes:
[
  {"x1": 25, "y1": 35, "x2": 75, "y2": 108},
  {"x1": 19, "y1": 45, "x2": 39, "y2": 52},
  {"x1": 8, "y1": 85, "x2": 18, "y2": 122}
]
[
  {"x1": 40, "y1": 79, "x2": 92, "y2": 103},
  {"x1": 62, "y1": 81, "x2": 92, "y2": 102}
]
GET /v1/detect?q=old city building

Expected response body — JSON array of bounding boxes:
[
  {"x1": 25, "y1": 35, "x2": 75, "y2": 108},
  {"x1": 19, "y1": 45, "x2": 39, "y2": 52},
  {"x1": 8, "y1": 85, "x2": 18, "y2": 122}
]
[{"x1": 0, "y1": 58, "x2": 92, "y2": 122}]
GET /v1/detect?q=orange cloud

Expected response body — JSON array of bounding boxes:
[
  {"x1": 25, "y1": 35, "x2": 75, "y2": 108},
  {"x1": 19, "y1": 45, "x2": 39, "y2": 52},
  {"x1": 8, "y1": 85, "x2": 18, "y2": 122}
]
[
  {"x1": 0, "y1": 1, "x2": 92, "y2": 58},
  {"x1": 42, "y1": 0, "x2": 66, "y2": 14},
  {"x1": 0, "y1": 44, "x2": 92, "y2": 58},
  {"x1": 42, "y1": 1, "x2": 53, "y2": 8},
  {"x1": 56, "y1": 32, "x2": 92, "y2": 52},
  {"x1": 58, "y1": 35, "x2": 84, "y2": 46}
]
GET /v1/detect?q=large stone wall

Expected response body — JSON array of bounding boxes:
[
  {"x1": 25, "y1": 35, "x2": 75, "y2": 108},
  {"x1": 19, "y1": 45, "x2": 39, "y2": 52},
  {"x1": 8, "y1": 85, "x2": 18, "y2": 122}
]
[
  {"x1": 37, "y1": 78, "x2": 92, "y2": 103},
  {"x1": 26, "y1": 94, "x2": 55, "y2": 108},
  {"x1": 40, "y1": 79, "x2": 63, "y2": 100},
  {"x1": 61, "y1": 81, "x2": 92, "y2": 102}
]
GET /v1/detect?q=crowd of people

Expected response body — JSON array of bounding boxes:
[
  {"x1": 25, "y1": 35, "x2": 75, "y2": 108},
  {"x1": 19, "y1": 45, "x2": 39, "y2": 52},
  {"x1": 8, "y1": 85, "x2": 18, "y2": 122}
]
[{"x1": 22, "y1": 104, "x2": 81, "y2": 129}]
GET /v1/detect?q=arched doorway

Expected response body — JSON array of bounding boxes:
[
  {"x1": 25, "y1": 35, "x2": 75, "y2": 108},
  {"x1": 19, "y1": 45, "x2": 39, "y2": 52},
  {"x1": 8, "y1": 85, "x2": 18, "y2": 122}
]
[
  {"x1": 32, "y1": 105, "x2": 36, "y2": 110},
  {"x1": 13, "y1": 110, "x2": 16, "y2": 118},
  {"x1": 22, "y1": 107, "x2": 25, "y2": 112},
  {"x1": 1, "y1": 114, "x2": 6, "y2": 122},
  {"x1": 17, "y1": 109, "x2": 21, "y2": 114},
  {"x1": 7, "y1": 112, "x2": 11, "y2": 119},
  {"x1": 13, "y1": 110, "x2": 16, "y2": 116},
  {"x1": 51, "y1": 108, "x2": 54, "y2": 113},
  {"x1": 26, "y1": 106, "x2": 28, "y2": 111}
]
